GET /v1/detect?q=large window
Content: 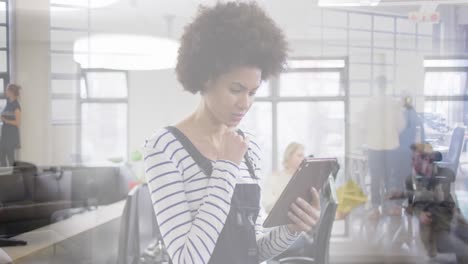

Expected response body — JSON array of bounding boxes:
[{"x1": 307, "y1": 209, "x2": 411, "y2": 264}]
[
  {"x1": 423, "y1": 58, "x2": 468, "y2": 146},
  {"x1": 241, "y1": 59, "x2": 348, "y2": 181},
  {"x1": 49, "y1": 2, "x2": 128, "y2": 165},
  {"x1": 80, "y1": 70, "x2": 128, "y2": 165},
  {"x1": 241, "y1": 58, "x2": 348, "y2": 236},
  {"x1": 0, "y1": 0, "x2": 9, "y2": 108},
  {"x1": 49, "y1": 1, "x2": 89, "y2": 165}
]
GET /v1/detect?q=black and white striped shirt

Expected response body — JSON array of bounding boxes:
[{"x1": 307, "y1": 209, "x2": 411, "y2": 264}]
[{"x1": 143, "y1": 128, "x2": 299, "y2": 264}]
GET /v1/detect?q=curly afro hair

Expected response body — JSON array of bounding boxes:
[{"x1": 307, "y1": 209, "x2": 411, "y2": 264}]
[{"x1": 176, "y1": 2, "x2": 288, "y2": 94}]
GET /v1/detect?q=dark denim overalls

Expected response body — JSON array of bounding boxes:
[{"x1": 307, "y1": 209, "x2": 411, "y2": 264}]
[
  {"x1": 167, "y1": 127, "x2": 260, "y2": 264},
  {"x1": 209, "y1": 183, "x2": 260, "y2": 264}
]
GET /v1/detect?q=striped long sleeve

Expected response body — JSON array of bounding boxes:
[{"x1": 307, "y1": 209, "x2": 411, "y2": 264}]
[
  {"x1": 143, "y1": 129, "x2": 299, "y2": 264},
  {"x1": 144, "y1": 130, "x2": 241, "y2": 264}
]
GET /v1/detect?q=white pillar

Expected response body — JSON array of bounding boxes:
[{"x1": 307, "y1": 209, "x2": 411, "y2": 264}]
[{"x1": 11, "y1": 0, "x2": 51, "y2": 165}]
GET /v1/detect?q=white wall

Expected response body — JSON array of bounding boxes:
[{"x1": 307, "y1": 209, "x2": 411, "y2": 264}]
[
  {"x1": 12, "y1": 0, "x2": 52, "y2": 166},
  {"x1": 51, "y1": 125, "x2": 77, "y2": 165},
  {"x1": 128, "y1": 69, "x2": 198, "y2": 157}
]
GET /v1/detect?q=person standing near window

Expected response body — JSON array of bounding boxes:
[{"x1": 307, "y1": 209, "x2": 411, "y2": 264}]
[
  {"x1": 363, "y1": 76, "x2": 405, "y2": 219},
  {"x1": 143, "y1": 3, "x2": 320, "y2": 264},
  {"x1": 0, "y1": 84, "x2": 21, "y2": 167},
  {"x1": 263, "y1": 142, "x2": 305, "y2": 214},
  {"x1": 396, "y1": 95, "x2": 425, "y2": 190}
]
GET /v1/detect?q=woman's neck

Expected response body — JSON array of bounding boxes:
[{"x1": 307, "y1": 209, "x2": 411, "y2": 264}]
[
  {"x1": 181, "y1": 101, "x2": 227, "y2": 143},
  {"x1": 284, "y1": 168, "x2": 296, "y2": 176}
]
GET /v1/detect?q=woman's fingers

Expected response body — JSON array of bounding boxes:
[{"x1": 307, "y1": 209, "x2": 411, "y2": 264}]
[
  {"x1": 310, "y1": 187, "x2": 320, "y2": 209},
  {"x1": 288, "y1": 188, "x2": 322, "y2": 232},
  {"x1": 288, "y1": 211, "x2": 311, "y2": 232}
]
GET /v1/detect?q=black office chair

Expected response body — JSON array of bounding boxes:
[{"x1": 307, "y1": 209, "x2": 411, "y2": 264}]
[
  {"x1": 278, "y1": 176, "x2": 338, "y2": 264},
  {"x1": 117, "y1": 183, "x2": 161, "y2": 264}
]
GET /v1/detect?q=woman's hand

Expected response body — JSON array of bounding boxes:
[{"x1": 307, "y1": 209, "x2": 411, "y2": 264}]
[
  {"x1": 218, "y1": 130, "x2": 249, "y2": 165},
  {"x1": 419, "y1": 211, "x2": 432, "y2": 225},
  {"x1": 386, "y1": 191, "x2": 404, "y2": 200},
  {"x1": 287, "y1": 187, "x2": 321, "y2": 233}
]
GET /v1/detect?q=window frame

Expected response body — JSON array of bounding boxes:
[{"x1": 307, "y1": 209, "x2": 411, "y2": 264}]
[
  {"x1": 252, "y1": 57, "x2": 349, "y2": 236},
  {"x1": 0, "y1": 0, "x2": 9, "y2": 97},
  {"x1": 79, "y1": 68, "x2": 129, "y2": 165},
  {"x1": 423, "y1": 57, "x2": 468, "y2": 137}
]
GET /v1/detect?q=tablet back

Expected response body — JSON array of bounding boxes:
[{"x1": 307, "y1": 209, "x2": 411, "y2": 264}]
[{"x1": 263, "y1": 158, "x2": 337, "y2": 228}]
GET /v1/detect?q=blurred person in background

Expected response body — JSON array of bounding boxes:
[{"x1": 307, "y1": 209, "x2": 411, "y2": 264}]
[
  {"x1": 363, "y1": 75, "x2": 405, "y2": 219},
  {"x1": 263, "y1": 142, "x2": 305, "y2": 213},
  {"x1": 389, "y1": 144, "x2": 468, "y2": 263},
  {"x1": 395, "y1": 94, "x2": 425, "y2": 202},
  {"x1": 0, "y1": 84, "x2": 21, "y2": 167}
]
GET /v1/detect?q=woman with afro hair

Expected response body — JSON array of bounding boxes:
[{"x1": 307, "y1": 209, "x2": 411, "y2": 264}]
[{"x1": 143, "y1": 2, "x2": 320, "y2": 263}]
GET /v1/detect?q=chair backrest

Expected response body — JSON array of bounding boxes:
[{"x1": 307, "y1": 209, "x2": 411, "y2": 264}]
[
  {"x1": 445, "y1": 127, "x2": 465, "y2": 171},
  {"x1": 137, "y1": 183, "x2": 159, "y2": 251},
  {"x1": 311, "y1": 177, "x2": 338, "y2": 264},
  {"x1": 118, "y1": 184, "x2": 140, "y2": 264},
  {"x1": 280, "y1": 177, "x2": 338, "y2": 264},
  {"x1": 117, "y1": 183, "x2": 158, "y2": 264}
]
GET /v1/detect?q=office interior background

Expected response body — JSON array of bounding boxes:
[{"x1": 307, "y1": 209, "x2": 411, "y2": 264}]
[{"x1": 1, "y1": 0, "x2": 468, "y2": 263}]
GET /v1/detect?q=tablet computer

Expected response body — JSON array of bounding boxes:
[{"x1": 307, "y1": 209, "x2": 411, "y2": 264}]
[{"x1": 263, "y1": 157, "x2": 339, "y2": 228}]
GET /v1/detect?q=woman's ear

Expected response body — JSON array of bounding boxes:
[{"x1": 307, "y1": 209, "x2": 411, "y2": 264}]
[{"x1": 201, "y1": 79, "x2": 212, "y2": 95}]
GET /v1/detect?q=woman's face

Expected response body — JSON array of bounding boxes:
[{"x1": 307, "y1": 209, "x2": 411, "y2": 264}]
[
  {"x1": 5, "y1": 88, "x2": 13, "y2": 99},
  {"x1": 412, "y1": 151, "x2": 433, "y2": 177},
  {"x1": 287, "y1": 147, "x2": 305, "y2": 172},
  {"x1": 203, "y1": 66, "x2": 261, "y2": 127}
]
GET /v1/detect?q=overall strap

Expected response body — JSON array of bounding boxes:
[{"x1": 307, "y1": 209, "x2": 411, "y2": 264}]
[
  {"x1": 236, "y1": 129, "x2": 257, "y2": 179},
  {"x1": 166, "y1": 126, "x2": 256, "y2": 179},
  {"x1": 166, "y1": 126, "x2": 213, "y2": 176}
]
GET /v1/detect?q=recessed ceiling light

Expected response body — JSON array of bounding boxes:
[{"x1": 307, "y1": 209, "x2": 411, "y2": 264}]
[
  {"x1": 51, "y1": 0, "x2": 119, "y2": 9},
  {"x1": 74, "y1": 34, "x2": 180, "y2": 70},
  {"x1": 318, "y1": 0, "x2": 380, "y2": 7}
]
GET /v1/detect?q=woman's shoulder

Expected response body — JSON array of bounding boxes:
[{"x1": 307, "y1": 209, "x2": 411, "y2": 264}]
[
  {"x1": 8, "y1": 100, "x2": 20, "y2": 110},
  {"x1": 143, "y1": 127, "x2": 174, "y2": 151}
]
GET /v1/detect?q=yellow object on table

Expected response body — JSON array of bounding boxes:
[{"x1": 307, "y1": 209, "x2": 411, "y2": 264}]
[{"x1": 336, "y1": 179, "x2": 368, "y2": 216}]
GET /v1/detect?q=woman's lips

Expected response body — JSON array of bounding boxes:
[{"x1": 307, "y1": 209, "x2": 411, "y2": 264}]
[{"x1": 231, "y1": 113, "x2": 244, "y2": 122}]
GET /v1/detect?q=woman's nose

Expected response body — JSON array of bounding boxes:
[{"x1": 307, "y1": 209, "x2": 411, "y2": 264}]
[{"x1": 237, "y1": 93, "x2": 250, "y2": 109}]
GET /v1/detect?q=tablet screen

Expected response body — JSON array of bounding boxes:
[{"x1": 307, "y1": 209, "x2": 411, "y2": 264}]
[{"x1": 263, "y1": 157, "x2": 338, "y2": 228}]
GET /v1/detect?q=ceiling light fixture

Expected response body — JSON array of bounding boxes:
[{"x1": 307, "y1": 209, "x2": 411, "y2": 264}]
[
  {"x1": 50, "y1": 0, "x2": 119, "y2": 9},
  {"x1": 318, "y1": 0, "x2": 380, "y2": 7},
  {"x1": 73, "y1": 34, "x2": 179, "y2": 70}
]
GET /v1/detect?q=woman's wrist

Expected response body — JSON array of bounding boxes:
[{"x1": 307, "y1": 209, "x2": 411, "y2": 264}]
[{"x1": 285, "y1": 224, "x2": 301, "y2": 236}]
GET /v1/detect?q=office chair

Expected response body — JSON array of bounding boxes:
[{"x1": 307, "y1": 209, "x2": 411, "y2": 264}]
[
  {"x1": 436, "y1": 127, "x2": 465, "y2": 182},
  {"x1": 278, "y1": 176, "x2": 338, "y2": 264},
  {"x1": 117, "y1": 183, "x2": 160, "y2": 264}
]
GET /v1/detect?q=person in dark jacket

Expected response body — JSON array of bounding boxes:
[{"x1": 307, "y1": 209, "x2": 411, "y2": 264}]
[{"x1": 390, "y1": 144, "x2": 468, "y2": 263}]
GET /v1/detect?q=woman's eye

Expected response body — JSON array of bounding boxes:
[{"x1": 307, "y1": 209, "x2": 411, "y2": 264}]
[{"x1": 230, "y1": 88, "x2": 242, "y2": 94}]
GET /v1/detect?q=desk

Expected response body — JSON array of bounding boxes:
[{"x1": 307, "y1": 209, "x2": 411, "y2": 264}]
[
  {"x1": 1, "y1": 200, "x2": 125, "y2": 263},
  {"x1": 330, "y1": 243, "x2": 452, "y2": 263}
]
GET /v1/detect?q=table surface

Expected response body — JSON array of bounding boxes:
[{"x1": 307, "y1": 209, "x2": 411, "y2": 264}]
[{"x1": 1, "y1": 200, "x2": 125, "y2": 263}]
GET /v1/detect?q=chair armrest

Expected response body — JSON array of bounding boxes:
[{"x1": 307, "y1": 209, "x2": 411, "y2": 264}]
[
  {"x1": 435, "y1": 161, "x2": 452, "y2": 168},
  {"x1": 279, "y1": 256, "x2": 316, "y2": 264}
]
